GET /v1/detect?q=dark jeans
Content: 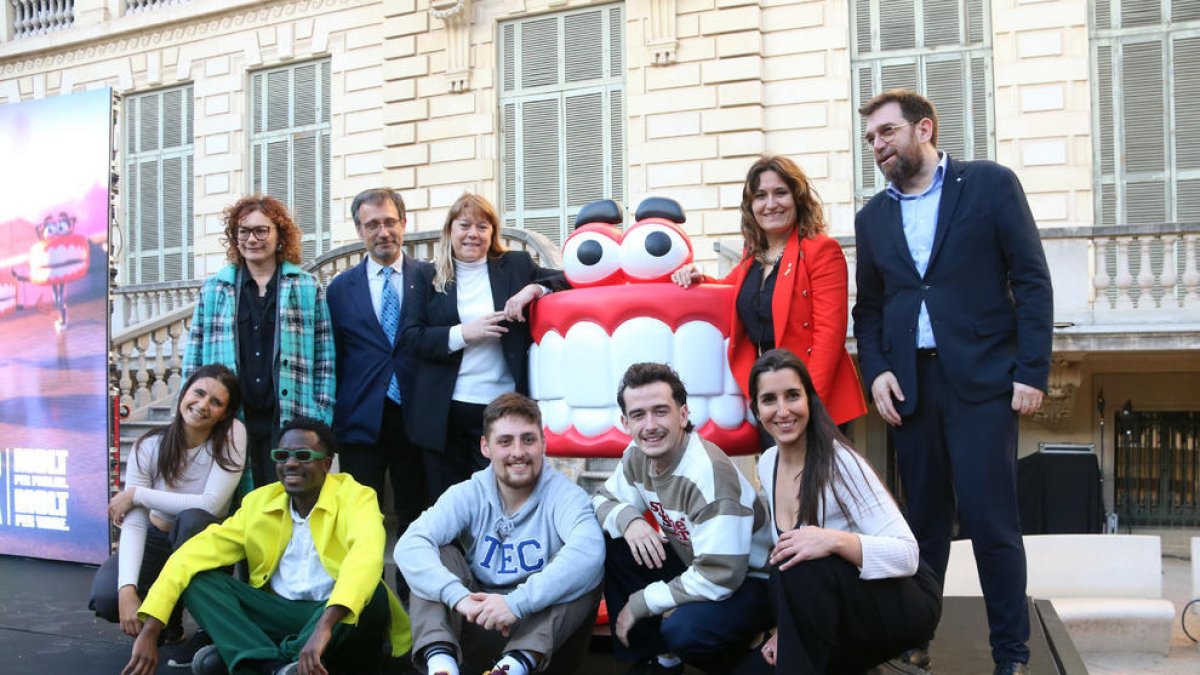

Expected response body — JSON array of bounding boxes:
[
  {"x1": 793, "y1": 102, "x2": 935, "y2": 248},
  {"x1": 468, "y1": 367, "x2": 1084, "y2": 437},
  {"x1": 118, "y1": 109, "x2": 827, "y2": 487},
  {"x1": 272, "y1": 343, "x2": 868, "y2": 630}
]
[
  {"x1": 602, "y1": 534, "x2": 771, "y2": 670},
  {"x1": 89, "y1": 508, "x2": 220, "y2": 628}
]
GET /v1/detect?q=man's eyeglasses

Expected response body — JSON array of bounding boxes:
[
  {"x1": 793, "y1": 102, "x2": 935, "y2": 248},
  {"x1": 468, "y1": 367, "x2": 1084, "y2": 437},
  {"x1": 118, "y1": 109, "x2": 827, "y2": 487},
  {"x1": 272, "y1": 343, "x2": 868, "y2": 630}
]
[
  {"x1": 864, "y1": 122, "x2": 912, "y2": 145},
  {"x1": 269, "y1": 447, "x2": 329, "y2": 463},
  {"x1": 235, "y1": 225, "x2": 273, "y2": 242},
  {"x1": 361, "y1": 218, "x2": 402, "y2": 233}
]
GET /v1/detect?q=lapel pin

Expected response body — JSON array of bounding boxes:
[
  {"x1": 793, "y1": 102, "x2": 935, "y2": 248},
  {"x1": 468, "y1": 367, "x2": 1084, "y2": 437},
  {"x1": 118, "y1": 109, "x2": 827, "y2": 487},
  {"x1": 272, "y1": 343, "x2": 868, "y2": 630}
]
[{"x1": 784, "y1": 262, "x2": 793, "y2": 276}]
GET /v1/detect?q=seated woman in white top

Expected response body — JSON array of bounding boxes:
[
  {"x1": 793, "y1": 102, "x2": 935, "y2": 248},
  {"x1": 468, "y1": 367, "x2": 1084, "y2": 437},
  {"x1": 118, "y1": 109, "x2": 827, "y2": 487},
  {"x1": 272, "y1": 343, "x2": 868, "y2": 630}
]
[
  {"x1": 737, "y1": 349, "x2": 941, "y2": 674},
  {"x1": 89, "y1": 363, "x2": 247, "y2": 644}
]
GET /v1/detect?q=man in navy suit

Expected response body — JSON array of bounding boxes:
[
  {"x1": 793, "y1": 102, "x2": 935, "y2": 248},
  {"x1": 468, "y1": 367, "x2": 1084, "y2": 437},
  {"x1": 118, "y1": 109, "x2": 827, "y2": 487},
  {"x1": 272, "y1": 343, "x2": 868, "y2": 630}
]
[
  {"x1": 327, "y1": 188, "x2": 433, "y2": 600},
  {"x1": 852, "y1": 90, "x2": 1052, "y2": 675}
]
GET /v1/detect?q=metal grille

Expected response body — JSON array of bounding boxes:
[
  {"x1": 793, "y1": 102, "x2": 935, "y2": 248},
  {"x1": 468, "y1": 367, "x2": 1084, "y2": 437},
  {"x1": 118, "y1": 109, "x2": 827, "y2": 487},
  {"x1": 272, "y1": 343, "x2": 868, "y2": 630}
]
[{"x1": 1115, "y1": 411, "x2": 1200, "y2": 528}]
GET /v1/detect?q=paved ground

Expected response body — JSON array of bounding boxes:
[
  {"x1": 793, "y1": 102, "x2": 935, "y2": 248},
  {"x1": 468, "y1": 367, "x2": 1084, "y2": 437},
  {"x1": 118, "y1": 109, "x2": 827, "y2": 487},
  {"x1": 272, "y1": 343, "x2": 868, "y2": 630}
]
[{"x1": 2, "y1": 547, "x2": 1197, "y2": 674}]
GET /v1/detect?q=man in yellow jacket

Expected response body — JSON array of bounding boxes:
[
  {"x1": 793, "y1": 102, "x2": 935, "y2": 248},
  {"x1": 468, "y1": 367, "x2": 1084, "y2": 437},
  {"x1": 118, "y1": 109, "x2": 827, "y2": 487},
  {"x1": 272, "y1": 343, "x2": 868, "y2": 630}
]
[{"x1": 121, "y1": 417, "x2": 410, "y2": 675}]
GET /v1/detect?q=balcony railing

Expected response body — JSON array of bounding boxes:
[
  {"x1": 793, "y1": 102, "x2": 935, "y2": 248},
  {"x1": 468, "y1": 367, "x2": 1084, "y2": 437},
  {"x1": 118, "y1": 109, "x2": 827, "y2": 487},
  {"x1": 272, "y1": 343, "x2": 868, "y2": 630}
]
[
  {"x1": 124, "y1": 0, "x2": 188, "y2": 16},
  {"x1": 714, "y1": 222, "x2": 1200, "y2": 347},
  {"x1": 8, "y1": 0, "x2": 74, "y2": 39},
  {"x1": 111, "y1": 228, "x2": 561, "y2": 418}
]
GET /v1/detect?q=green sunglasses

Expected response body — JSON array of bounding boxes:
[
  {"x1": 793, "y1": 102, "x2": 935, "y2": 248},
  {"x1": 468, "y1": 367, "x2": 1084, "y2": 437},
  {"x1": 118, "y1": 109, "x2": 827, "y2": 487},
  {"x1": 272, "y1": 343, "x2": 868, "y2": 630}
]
[{"x1": 269, "y1": 447, "x2": 329, "y2": 463}]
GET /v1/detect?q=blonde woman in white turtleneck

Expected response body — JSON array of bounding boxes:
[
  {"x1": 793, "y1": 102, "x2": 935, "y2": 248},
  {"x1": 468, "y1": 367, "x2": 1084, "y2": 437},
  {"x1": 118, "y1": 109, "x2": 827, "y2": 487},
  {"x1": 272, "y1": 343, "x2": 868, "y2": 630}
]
[{"x1": 401, "y1": 193, "x2": 567, "y2": 501}]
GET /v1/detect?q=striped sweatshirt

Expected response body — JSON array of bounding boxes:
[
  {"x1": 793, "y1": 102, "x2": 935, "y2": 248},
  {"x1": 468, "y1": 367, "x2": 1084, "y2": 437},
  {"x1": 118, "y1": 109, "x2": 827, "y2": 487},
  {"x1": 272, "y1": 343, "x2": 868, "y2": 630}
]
[{"x1": 593, "y1": 432, "x2": 773, "y2": 621}]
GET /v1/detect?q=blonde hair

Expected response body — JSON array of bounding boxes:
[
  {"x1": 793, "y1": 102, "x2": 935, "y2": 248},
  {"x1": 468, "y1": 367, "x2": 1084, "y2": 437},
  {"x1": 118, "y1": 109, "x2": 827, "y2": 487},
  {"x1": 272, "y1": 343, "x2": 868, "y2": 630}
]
[{"x1": 432, "y1": 193, "x2": 508, "y2": 293}]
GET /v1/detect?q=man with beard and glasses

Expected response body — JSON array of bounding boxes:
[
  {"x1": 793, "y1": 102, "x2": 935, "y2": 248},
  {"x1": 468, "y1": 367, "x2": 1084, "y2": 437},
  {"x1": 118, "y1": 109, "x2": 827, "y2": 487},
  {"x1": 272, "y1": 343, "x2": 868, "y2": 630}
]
[
  {"x1": 394, "y1": 393, "x2": 603, "y2": 675},
  {"x1": 594, "y1": 363, "x2": 774, "y2": 675},
  {"x1": 120, "y1": 417, "x2": 410, "y2": 675},
  {"x1": 853, "y1": 89, "x2": 1053, "y2": 675}
]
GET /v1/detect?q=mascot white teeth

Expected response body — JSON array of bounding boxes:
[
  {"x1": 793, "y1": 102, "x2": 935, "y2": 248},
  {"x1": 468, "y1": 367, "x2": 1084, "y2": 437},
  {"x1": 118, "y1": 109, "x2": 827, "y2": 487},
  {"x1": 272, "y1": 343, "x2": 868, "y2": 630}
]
[{"x1": 529, "y1": 197, "x2": 757, "y2": 458}]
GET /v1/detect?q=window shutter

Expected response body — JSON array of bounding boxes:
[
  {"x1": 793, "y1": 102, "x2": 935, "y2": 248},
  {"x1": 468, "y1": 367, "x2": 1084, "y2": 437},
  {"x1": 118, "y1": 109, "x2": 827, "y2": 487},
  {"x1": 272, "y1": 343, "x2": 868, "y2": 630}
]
[
  {"x1": 855, "y1": 0, "x2": 873, "y2": 53},
  {"x1": 267, "y1": 69, "x2": 290, "y2": 132},
  {"x1": 610, "y1": 89, "x2": 625, "y2": 204},
  {"x1": 565, "y1": 11, "x2": 603, "y2": 82},
  {"x1": 186, "y1": 152, "x2": 194, "y2": 278},
  {"x1": 294, "y1": 64, "x2": 317, "y2": 127},
  {"x1": 522, "y1": 98, "x2": 561, "y2": 213},
  {"x1": 162, "y1": 88, "x2": 183, "y2": 148},
  {"x1": 138, "y1": 159, "x2": 160, "y2": 283},
  {"x1": 266, "y1": 139, "x2": 289, "y2": 203},
  {"x1": 924, "y1": 0, "x2": 961, "y2": 48},
  {"x1": 252, "y1": 72, "x2": 264, "y2": 134},
  {"x1": 881, "y1": 1, "x2": 917, "y2": 51},
  {"x1": 1176, "y1": 1, "x2": 1200, "y2": 22},
  {"x1": 522, "y1": 17, "x2": 560, "y2": 89},
  {"x1": 966, "y1": 0, "x2": 985, "y2": 44},
  {"x1": 499, "y1": 4, "x2": 625, "y2": 243},
  {"x1": 969, "y1": 56, "x2": 988, "y2": 159},
  {"x1": 926, "y1": 58, "x2": 966, "y2": 159},
  {"x1": 1121, "y1": 39, "x2": 1166, "y2": 223},
  {"x1": 1094, "y1": 0, "x2": 1112, "y2": 30},
  {"x1": 293, "y1": 134, "x2": 319, "y2": 241},
  {"x1": 141, "y1": 94, "x2": 160, "y2": 152},
  {"x1": 1122, "y1": 0, "x2": 1161, "y2": 27},
  {"x1": 1176, "y1": 36, "x2": 1200, "y2": 221}
]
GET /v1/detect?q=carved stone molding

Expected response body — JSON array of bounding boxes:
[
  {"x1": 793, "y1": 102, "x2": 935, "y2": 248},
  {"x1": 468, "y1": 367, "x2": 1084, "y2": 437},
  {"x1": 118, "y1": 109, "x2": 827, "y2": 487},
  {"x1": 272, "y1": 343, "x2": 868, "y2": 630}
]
[
  {"x1": 1034, "y1": 358, "x2": 1082, "y2": 426},
  {"x1": 646, "y1": 0, "x2": 677, "y2": 66},
  {"x1": 430, "y1": 0, "x2": 471, "y2": 93}
]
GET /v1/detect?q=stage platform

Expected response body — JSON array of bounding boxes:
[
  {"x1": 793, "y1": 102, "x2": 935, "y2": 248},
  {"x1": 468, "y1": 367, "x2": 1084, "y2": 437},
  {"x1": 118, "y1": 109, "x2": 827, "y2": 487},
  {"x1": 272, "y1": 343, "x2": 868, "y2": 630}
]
[{"x1": 0, "y1": 554, "x2": 1084, "y2": 674}]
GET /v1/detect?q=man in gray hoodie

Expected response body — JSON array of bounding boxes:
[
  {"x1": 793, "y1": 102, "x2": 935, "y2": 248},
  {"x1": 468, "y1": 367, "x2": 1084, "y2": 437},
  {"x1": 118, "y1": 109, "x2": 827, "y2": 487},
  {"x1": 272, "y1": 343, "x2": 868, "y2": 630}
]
[{"x1": 394, "y1": 392, "x2": 604, "y2": 675}]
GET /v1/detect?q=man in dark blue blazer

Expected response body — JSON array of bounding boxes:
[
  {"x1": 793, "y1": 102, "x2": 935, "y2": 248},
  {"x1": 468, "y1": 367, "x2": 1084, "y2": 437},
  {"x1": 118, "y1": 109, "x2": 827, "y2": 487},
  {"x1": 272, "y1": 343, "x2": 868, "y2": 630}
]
[
  {"x1": 853, "y1": 90, "x2": 1052, "y2": 675},
  {"x1": 326, "y1": 188, "x2": 433, "y2": 599}
]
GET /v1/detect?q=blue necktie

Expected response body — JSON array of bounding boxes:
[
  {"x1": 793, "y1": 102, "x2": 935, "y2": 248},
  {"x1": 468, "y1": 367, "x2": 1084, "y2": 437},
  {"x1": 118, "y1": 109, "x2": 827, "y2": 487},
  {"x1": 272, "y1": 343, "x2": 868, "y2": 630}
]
[{"x1": 380, "y1": 267, "x2": 402, "y2": 405}]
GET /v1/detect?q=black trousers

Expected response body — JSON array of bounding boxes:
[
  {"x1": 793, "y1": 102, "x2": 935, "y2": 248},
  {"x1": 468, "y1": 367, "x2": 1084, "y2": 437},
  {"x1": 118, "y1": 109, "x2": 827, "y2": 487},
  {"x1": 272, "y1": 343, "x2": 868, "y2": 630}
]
[
  {"x1": 89, "y1": 508, "x2": 221, "y2": 627},
  {"x1": 890, "y1": 352, "x2": 1029, "y2": 664},
  {"x1": 338, "y1": 400, "x2": 428, "y2": 597},
  {"x1": 738, "y1": 557, "x2": 940, "y2": 675},
  {"x1": 423, "y1": 400, "x2": 490, "y2": 500}
]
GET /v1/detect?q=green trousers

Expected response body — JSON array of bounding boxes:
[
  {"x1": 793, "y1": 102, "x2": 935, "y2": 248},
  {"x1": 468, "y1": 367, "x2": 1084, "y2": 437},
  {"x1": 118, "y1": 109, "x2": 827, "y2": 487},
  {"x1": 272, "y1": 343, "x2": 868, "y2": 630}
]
[{"x1": 182, "y1": 570, "x2": 389, "y2": 674}]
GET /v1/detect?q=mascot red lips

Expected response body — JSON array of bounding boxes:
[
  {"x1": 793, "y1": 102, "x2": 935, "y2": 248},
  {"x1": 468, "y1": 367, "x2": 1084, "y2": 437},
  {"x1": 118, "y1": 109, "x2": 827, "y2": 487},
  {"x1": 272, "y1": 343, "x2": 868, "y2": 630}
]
[{"x1": 529, "y1": 198, "x2": 757, "y2": 458}]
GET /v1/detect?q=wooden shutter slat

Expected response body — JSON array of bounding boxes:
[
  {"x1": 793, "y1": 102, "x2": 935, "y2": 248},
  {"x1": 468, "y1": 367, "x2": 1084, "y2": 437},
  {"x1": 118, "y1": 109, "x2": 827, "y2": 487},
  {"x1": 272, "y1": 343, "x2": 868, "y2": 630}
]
[
  {"x1": 521, "y1": 98, "x2": 561, "y2": 212},
  {"x1": 1173, "y1": 36, "x2": 1200, "y2": 170},
  {"x1": 565, "y1": 11, "x2": 603, "y2": 82},
  {"x1": 926, "y1": 59, "x2": 966, "y2": 160},
  {"x1": 521, "y1": 17, "x2": 560, "y2": 88},
  {"x1": 924, "y1": 0, "x2": 961, "y2": 48},
  {"x1": 1122, "y1": 41, "x2": 1165, "y2": 174},
  {"x1": 565, "y1": 91, "x2": 605, "y2": 206}
]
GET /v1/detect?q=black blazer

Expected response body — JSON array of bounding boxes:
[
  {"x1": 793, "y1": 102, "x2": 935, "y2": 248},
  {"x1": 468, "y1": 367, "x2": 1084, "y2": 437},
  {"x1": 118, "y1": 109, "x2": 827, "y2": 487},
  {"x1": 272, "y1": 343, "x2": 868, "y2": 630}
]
[
  {"x1": 852, "y1": 156, "x2": 1053, "y2": 417},
  {"x1": 326, "y1": 254, "x2": 431, "y2": 445},
  {"x1": 400, "y1": 251, "x2": 567, "y2": 451}
]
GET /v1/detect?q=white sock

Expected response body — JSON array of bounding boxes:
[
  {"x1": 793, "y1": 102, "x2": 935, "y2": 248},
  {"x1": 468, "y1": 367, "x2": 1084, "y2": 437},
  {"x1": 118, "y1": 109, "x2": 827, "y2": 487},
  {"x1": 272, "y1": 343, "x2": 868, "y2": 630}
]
[
  {"x1": 657, "y1": 653, "x2": 683, "y2": 668},
  {"x1": 426, "y1": 651, "x2": 459, "y2": 675},
  {"x1": 492, "y1": 653, "x2": 530, "y2": 672}
]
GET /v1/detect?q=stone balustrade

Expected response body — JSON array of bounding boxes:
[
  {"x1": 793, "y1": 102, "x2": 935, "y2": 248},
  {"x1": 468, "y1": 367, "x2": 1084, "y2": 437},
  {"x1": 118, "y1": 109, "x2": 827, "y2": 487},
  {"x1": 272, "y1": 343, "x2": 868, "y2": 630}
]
[
  {"x1": 714, "y1": 223, "x2": 1200, "y2": 345},
  {"x1": 111, "y1": 228, "x2": 560, "y2": 419},
  {"x1": 7, "y1": 0, "x2": 74, "y2": 39}
]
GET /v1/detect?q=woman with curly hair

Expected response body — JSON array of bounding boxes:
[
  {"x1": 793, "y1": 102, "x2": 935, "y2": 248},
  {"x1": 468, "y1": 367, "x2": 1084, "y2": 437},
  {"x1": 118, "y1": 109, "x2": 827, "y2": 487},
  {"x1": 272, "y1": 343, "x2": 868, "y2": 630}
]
[
  {"x1": 182, "y1": 195, "x2": 335, "y2": 488},
  {"x1": 673, "y1": 155, "x2": 867, "y2": 434},
  {"x1": 89, "y1": 364, "x2": 246, "y2": 647}
]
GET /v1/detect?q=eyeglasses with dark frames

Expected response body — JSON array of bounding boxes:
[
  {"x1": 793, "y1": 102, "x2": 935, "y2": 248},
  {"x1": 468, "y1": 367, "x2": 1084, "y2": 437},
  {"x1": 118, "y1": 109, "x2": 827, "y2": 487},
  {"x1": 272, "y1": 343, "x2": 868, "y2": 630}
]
[{"x1": 235, "y1": 225, "x2": 273, "y2": 242}]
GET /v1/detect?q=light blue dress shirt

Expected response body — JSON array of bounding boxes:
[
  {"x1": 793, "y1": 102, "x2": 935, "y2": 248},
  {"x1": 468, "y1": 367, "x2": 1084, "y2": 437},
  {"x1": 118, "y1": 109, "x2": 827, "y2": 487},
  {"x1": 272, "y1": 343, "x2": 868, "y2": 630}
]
[{"x1": 885, "y1": 152, "x2": 947, "y2": 349}]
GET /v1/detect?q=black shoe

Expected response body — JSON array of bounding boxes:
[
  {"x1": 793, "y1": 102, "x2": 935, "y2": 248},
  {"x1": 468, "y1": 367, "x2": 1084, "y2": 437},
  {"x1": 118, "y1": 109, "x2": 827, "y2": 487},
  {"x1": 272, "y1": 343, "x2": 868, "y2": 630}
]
[
  {"x1": 867, "y1": 659, "x2": 931, "y2": 674},
  {"x1": 158, "y1": 623, "x2": 186, "y2": 646},
  {"x1": 993, "y1": 661, "x2": 1028, "y2": 675},
  {"x1": 623, "y1": 657, "x2": 685, "y2": 675},
  {"x1": 168, "y1": 629, "x2": 212, "y2": 668},
  {"x1": 190, "y1": 644, "x2": 225, "y2": 675}
]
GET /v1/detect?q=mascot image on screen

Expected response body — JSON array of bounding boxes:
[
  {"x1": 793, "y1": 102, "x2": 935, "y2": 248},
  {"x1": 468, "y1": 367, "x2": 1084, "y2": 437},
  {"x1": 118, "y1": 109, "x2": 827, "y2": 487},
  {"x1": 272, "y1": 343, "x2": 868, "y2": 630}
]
[
  {"x1": 24, "y1": 212, "x2": 91, "y2": 333},
  {"x1": 530, "y1": 197, "x2": 758, "y2": 458}
]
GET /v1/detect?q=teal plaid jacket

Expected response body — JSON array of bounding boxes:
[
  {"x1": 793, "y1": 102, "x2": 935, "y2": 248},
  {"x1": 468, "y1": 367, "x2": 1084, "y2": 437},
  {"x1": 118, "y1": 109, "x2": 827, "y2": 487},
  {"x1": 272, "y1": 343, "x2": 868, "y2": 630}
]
[{"x1": 182, "y1": 261, "x2": 336, "y2": 428}]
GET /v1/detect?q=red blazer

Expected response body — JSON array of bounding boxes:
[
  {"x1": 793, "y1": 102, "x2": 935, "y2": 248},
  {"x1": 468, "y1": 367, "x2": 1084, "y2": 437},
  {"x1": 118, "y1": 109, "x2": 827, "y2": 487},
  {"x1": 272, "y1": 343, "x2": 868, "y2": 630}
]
[{"x1": 725, "y1": 233, "x2": 868, "y2": 425}]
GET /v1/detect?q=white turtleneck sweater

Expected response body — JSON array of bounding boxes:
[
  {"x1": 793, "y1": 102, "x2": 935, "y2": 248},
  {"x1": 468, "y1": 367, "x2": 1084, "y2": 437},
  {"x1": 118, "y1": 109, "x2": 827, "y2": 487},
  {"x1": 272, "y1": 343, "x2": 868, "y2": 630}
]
[{"x1": 447, "y1": 257, "x2": 515, "y2": 403}]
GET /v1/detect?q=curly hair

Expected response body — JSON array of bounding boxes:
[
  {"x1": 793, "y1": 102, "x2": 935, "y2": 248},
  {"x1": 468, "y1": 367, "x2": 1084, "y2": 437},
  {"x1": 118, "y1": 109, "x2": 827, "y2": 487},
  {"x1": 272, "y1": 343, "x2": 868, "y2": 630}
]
[
  {"x1": 739, "y1": 155, "x2": 827, "y2": 262},
  {"x1": 432, "y1": 193, "x2": 508, "y2": 293},
  {"x1": 220, "y1": 195, "x2": 303, "y2": 266}
]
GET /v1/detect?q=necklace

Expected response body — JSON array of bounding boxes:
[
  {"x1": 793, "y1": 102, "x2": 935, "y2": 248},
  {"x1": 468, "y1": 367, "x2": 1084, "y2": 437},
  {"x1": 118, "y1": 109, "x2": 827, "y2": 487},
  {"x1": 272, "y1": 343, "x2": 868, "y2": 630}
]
[{"x1": 756, "y1": 248, "x2": 784, "y2": 267}]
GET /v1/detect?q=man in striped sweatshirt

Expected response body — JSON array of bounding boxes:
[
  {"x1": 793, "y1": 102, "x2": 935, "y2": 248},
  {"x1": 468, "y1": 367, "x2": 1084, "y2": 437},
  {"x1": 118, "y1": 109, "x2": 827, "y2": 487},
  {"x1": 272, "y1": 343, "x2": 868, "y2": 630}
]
[{"x1": 594, "y1": 362, "x2": 774, "y2": 675}]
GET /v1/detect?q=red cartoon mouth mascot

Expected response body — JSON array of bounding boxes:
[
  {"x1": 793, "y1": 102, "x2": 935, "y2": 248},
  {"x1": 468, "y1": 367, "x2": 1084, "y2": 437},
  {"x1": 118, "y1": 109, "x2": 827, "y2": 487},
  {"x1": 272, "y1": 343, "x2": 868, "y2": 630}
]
[
  {"x1": 28, "y1": 212, "x2": 90, "y2": 332},
  {"x1": 529, "y1": 197, "x2": 758, "y2": 457}
]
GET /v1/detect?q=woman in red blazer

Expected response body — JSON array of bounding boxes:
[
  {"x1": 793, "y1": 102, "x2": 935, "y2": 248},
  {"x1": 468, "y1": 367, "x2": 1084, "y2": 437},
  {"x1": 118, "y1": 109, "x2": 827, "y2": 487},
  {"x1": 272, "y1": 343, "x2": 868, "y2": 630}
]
[{"x1": 674, "y1": 155, "x2": 867, "y2": 426}]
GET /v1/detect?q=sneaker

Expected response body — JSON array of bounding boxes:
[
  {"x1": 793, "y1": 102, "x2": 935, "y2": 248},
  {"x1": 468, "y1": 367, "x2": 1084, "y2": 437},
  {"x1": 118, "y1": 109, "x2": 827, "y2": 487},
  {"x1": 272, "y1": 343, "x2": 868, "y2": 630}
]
[
  {"x1": 274, "y1": 663, "x2": 299, "y2": 675},
  {"x1": 622, "y1": 657, "x2": 685, "y2": 675},
  {"x1": 993, "y1": 661, "x2": 1029, "y2": 675},
  {"x1": 190, "y1": 644, "x2": 225, "y2": 675},
  {"x1": 899, "y1": 648, "x2": 932, "y2": 670},
  {"x1": 168, "y1": 629, "x2": 212, "y2": 668}
]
